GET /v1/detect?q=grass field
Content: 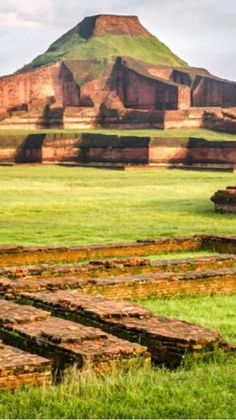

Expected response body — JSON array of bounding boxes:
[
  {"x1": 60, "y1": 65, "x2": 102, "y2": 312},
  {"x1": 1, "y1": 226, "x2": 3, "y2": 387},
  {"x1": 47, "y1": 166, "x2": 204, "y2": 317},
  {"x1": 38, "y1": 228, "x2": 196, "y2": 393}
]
[
  {"x1": 0, "y1": 165, "x2": 236, "y2": 418},
  {"x1": 0, "y1": 165, "x2": 235, "y2": 245}
]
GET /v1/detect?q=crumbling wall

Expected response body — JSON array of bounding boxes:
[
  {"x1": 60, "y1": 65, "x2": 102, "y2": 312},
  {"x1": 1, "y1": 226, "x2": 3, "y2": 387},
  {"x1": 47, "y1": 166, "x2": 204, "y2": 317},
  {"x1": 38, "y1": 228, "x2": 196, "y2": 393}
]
[
  {"x1": 122, "y1": 68, "x2": 179, "y2": 110},
  {"x1": 192, "y1": 76, "x2": 236, "y2": 107},
  {"x1": 0, "y1": 64, "x2": 62, "y2": 113},
  {"x1": 0, "y1": 63, "x2": 81, "y2": 114}
]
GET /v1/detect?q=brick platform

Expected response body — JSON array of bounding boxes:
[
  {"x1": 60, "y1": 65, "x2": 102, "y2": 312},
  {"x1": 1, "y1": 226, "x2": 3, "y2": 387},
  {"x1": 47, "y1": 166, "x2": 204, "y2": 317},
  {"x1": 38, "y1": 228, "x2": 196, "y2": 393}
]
[
  {"x1": 0, "y1": 339, "x2": 51, "y2": 390},
  {"x1": 20, "y1": 291, "x2": 230, "y2": 367},
  {"x1": 0, "y1": 300, "x2": 149, "y2": 375}
]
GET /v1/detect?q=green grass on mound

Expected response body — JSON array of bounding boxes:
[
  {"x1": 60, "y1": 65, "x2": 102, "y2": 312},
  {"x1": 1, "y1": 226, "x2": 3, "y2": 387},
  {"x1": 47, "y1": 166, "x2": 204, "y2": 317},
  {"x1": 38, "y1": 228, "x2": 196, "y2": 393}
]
[{"x1": 31, "y1": 32, "x2": 188, "y2": 69}]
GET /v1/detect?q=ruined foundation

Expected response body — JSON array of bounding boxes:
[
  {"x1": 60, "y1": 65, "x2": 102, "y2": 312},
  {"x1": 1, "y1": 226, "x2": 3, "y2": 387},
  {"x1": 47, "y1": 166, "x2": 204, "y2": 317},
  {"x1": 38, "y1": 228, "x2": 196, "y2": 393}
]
[{"x1": 0, "y1": 234, "x2": 236, "y2": 389}]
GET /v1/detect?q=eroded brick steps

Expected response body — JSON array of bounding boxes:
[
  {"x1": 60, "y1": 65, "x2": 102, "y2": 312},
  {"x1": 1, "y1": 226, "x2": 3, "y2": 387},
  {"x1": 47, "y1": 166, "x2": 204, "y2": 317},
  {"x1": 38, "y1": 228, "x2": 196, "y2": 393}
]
[
  {"x1": 0, "y1": 299, "x2": 149, "y2": 376},
  {"x1": 19, "y1": 290, "x2": 230, "y2": 367},
  {"x1": 0, "y1": 339, "x2": 51, "y2": 390}
]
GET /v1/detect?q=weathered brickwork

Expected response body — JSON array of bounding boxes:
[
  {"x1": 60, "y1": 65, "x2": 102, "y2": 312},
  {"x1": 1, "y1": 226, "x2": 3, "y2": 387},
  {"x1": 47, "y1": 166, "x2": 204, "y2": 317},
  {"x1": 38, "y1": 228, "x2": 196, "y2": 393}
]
[
  {"x1": 20, "y1": 291, "x2": 231, "y2": 367},
  {"x1": 0, "y1": 234, "x2": 236, "y2": 389},
  {"x1": 0, "y1": 236, "x2": 202, "y2": 266},
  {"x1": 0, "y1": 48, "x2": 236, "y2": 132},
  {"x1": 1, "y1": 254, "x2": 236, "y2": 281},
  {"x1": 0, "y1": 340, "x2": 51, "y2": 390},
  {"x1": 1, "y1": 133, "x2": 236, "y2": 170},
  {"x1": 201, "y1": 235, "x2": 236, "y2": 254},
  {"x1": 0, "y1": 299, "x2": 149, "y2": 375},
  {"x1": 211, "y1": 186, "x2": 236, "y2": 213}
]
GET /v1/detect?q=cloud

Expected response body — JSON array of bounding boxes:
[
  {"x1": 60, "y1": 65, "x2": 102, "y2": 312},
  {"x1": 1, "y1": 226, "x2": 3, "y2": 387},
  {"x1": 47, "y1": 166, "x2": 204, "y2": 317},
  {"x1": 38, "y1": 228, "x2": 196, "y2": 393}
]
[{"x1": 0, "y1": 0, "x2": 54, "y2": 27}]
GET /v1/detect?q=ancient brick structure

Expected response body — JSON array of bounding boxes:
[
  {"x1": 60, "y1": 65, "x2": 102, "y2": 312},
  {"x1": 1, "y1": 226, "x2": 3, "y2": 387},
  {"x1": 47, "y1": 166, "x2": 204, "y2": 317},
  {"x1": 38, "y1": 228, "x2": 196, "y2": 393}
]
[
  {"x1": 0, "y1": 15, "x2": 236, "y2": 133},
  {"x1": 0, "y1": 235, "x2": 203, "y2": 266},
  {"x1": 0, "y1": 299, "x2": 149, "y2": 375},
  {"x1": 1, "y1": 132, "x2": 236, "y2": 169},
  {"x1": 211, "y1": 187, "x2": 236, "y2": 213},
  {"x1": 0, "y1": 340, "x2": 51, "y2": 390},
  {"x1": 0, "y1": 234, "x2": 236, "y2": 389},
  {"x1": 20, "y1": 291, "x2": 228, "y2": 367}
]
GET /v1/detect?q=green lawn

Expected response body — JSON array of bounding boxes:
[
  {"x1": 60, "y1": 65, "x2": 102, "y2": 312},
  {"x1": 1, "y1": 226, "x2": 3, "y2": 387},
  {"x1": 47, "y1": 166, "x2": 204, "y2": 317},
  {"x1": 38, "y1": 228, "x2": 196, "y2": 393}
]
[
  {"x1": 1, "y1": 165, "x2": 236, "y2": 418},
  {"x1": 0, "y1": 165, "x2": 235, "y2": 246},
  {"x1": 1, "y1": 127, "x2": 236, "y2": 140}
]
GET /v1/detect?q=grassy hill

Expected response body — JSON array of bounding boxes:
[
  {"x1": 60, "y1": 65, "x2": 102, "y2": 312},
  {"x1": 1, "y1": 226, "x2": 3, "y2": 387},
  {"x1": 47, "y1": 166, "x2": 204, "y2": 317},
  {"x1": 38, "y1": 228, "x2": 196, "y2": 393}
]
[{"x1": 31, "y1": 27, "x2": 188, "y2": 69}]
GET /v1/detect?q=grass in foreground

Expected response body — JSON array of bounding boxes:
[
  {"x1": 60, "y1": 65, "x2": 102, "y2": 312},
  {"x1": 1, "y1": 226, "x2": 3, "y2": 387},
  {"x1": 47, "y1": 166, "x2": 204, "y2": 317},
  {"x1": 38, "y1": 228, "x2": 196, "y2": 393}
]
[
  {"x1": 0, "y1": 165, "x2": 236, "y2": 418},
  {"x1": 0, "y1": 294, "x2": 235, "y2": 419},
  {"x1": 0, "y1": 354, "x2": 236, "y2": 419},
  {"x1": 0, "y1": 165, "x2": 235, "y2": 245}
]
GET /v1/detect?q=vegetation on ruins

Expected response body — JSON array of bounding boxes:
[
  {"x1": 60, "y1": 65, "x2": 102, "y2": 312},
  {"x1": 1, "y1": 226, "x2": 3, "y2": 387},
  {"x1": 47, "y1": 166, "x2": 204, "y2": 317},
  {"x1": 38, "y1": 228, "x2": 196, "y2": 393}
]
[{"x1": 30, "y1": 16, "x2": 188, "y2": 69}]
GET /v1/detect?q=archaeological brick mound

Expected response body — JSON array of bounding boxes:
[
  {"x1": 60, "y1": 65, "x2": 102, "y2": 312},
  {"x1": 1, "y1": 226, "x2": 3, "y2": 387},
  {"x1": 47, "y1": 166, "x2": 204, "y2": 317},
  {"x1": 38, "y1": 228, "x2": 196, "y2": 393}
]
[{"x1": 1, "y1": 14, "x2": 236, "y2": 131}]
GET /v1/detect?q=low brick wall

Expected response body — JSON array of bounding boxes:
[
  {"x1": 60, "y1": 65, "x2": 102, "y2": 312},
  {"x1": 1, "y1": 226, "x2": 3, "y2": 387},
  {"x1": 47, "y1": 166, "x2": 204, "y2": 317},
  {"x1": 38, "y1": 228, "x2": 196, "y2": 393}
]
[
  {"x1": 0, "y1": 299, "x2": 149, "y2": 375},
  {"x1": 21, "y1": 291, "x2": 231, "y2": 367},
  {"x1": 0, "y1": 340, "x2": 51, "y2": 390},
  {"x1": 1, "y1": 266, "x2": 236, "y2": 299},
  {"x1": 1, "y1": 254, "x2": 236, "y2": 281},
  {"x1": 149, "y1": 137, "x2": 236, "y2": 168},
  {"x1": 1, "y1": 133, "x2": 236, "y2": 169},
  {"x1": 202, "y1": 235, "x2": 236, "y2": 254},
  {"x1": 0, "y1": 236, "x2": 202, "y2": 266}
]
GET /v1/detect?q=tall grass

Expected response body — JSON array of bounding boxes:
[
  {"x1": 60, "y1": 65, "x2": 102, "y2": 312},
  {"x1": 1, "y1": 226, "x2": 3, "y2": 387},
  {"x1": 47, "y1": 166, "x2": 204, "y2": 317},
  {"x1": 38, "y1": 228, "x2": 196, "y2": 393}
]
[{"x1": 0, "y1": 353, "x2": 235, "y2": 419}]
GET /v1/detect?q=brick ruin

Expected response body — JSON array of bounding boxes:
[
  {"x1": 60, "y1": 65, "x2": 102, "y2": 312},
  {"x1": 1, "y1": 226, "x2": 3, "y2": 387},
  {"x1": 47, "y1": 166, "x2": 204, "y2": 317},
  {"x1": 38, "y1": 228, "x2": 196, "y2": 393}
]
[
  {"x1": 0, "y1": 234, "x2": 236, "y2": 389},
  {"x1": 0, "y1": 15, "x2": 236, "y2": 133},
  {"x1": 0, "y1": 58, "x2": 236, "y2": 132},
  {"x1": 1, "y1": 132, "x2": 236, "y2": 170},
  {"x1": 211, "y1": 186, "x2": 236, "y2": 213}
]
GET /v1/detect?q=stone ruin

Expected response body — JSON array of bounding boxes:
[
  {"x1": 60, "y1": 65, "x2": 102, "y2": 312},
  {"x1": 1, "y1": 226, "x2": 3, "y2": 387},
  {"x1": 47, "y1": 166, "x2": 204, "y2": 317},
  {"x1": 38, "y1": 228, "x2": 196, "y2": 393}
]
[
  {"x1": 211, "y1": 186, "x2": 236, "y2": 213},
  {"x1": 0, "y1": 234, "x2": 235, "y2": 390},
  {"x1": 0, "y1": 15, "x2": 236, "y2": 132}
]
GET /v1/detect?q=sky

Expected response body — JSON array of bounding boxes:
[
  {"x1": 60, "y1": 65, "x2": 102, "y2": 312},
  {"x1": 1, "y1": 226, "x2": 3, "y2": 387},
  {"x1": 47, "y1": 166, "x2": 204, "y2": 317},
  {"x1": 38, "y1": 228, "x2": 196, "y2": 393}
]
[{"x1": 0, "y1": 0, "x2": 235, "y2": 80}]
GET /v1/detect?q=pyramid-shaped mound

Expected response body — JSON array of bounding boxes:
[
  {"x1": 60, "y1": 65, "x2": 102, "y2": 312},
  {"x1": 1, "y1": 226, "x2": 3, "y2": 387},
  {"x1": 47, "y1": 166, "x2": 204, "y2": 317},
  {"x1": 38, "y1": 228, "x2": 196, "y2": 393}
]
[
  {"x1": 31, "y1": 14, "x2": 188, "y2": 69},
  {"x1": 0, "y1": 14, "x2": 236, "y2": 131}
]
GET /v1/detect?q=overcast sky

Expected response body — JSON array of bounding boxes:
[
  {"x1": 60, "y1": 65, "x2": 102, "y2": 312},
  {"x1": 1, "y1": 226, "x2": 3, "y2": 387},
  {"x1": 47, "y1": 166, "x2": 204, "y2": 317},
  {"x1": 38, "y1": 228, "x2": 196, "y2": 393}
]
[{"x1": 0, "y1": 0, "x2": 235, "y2": 80}]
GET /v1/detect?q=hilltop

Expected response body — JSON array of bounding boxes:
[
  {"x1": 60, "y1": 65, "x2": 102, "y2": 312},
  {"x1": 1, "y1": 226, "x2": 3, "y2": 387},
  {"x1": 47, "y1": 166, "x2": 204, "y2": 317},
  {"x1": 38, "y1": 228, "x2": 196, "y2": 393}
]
[{"x1": 30, "y1": 14, "x2": 188, "y2": 69}]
